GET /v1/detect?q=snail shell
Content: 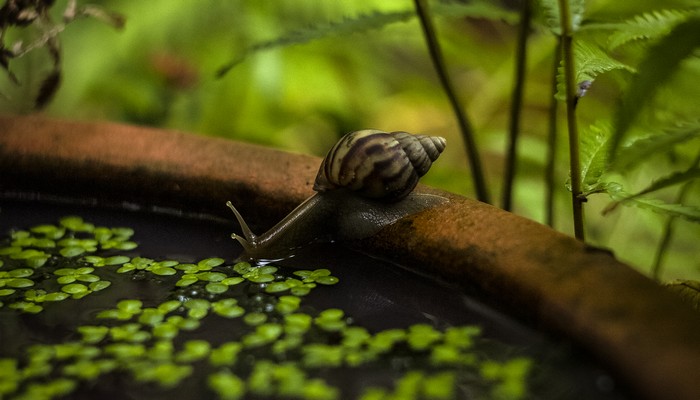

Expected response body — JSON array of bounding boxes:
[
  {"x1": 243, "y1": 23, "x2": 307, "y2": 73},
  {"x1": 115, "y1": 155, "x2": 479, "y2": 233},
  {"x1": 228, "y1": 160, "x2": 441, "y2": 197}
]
[
  {"x1": 228, "y1": 129, "x2": 448, "y2": 264},
  {"x1": 313, "y1": 129, "x2": 446, "y2": 202}
]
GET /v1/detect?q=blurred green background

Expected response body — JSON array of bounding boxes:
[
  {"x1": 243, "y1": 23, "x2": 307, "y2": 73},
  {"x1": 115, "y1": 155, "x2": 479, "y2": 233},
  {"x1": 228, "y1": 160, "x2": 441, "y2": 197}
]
[{"x1": 1, "y1": 0, "x2": 698, "y2": 280}]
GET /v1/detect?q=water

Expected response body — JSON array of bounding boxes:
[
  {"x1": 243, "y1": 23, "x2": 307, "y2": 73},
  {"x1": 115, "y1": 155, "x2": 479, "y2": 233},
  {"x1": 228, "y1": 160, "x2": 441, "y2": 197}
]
[{"x1": 0, "y1": 197, "x2": 628, "y2": 399}]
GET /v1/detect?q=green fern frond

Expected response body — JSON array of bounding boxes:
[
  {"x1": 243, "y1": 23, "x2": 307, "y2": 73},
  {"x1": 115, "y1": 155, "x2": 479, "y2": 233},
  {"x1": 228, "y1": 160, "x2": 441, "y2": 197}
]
[
  {"x1": 627, "y1": 165, "x2": 700, "y2": 199},
  {"x1": 579, "y1": 122, "x2": 612, "y2": 194},
  {"x1": 584, "y1": 9, "x2": 694, "y2": 50},
  {"x1": 216, "y1": 10, "x2": 415, "y2": 77},
  {"x1": 610, "y1": 17, "x2": 700, "y2": 158},
  {"x1": 555, "y1": 40, "x2": 635, "y2": 100},
  {"x1": 433, "y1": 1, "x2": 519, "y2": 24},
  {"x1": 603, "y1": 182, "x2": 700, "y2": 223},
  {"x1": 613, "y1": 122, "x2": 700, "y2": 170},
  {"x1": 217, "y1": 2, "x2": 517, "y2": 78},
  {"x1": 538, "y1": 0, "x2": 586, "y2": 35}
]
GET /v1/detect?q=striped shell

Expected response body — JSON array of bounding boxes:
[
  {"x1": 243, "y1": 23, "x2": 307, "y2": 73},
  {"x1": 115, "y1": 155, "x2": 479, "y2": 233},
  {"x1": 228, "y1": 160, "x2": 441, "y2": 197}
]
[{"x1": 313, "y1": 129, "x2": 446, "y2": 202}]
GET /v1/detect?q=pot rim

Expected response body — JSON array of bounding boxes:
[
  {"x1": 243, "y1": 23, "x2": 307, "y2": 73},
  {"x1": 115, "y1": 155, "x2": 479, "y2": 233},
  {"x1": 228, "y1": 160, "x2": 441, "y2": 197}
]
[{"x1": 2, "y1": 114, "x2": 699, "y2": 400}]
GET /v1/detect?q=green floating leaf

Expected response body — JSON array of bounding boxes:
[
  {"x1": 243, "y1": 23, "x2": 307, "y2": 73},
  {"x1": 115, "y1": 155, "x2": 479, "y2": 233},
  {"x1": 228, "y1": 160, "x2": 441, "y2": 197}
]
[
  {"x1": 209, "y1": 342, "x2": 243, "y2": 367},
  {"x1": 302, "y1": 344, "x2": 343, "y2": 368},
  {"x1": 275, "y1": 295, "x2": 301, "y2": 314},
  {"x1": 205, "y1": 282, "x2": 229, "y2": 294},
  {"x1": 61, "y1": 283, "x2": 89, "y2": 295},
  {"x1": 611, "y1": 17, "x2": 700, "y2": 157},
  {"x1": 89, "y1": 281, "x2": 111, "y2": 291},
  {"x1": 315, "y1": 308, "x2": 346, "y2": 332},
  {"x1": 9, "y1": 301, "x2": 43, "y2": 313},
  {"x1": 212, "y1": 299, "x2": 245, "y2": 318},
  {"x1": 77, "y1": 325, "x2": 110, "y2": 344},
  {"x1": 199, "y1": 257, "x2": 225, "y2": 269},
  {"x1": 243, "y1": 312, "x2": 268, "y2": 326},
  {"x1": 407, "y1": 324, "x2": 442, "y2": 351},
  {"x1": 0, "y1": 246, "x2": 22, "y2": 255},
  {"x1": 7, "y1": 278, "x2": 35, "y2": 288},
  {"x1": 175, "y1": 340, "x2": 211, "y2": 363},
  {"x1": 59, "y1": 216, "x2": 95, "y2": 232},
  {"x1": 209, "y1": 370, "x2": 245, "y2": 399}
]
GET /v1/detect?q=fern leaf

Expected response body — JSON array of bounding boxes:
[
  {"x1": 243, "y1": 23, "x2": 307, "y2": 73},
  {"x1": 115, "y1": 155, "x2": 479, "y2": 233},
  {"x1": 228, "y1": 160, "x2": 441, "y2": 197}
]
[
  {"x1": 607, "y1": 9, "x2": 694, "y2": 50},
  {"x1": 432, "y1": 1, "x2": 519, "y2": 24},
  {"x1": 555, "y1": 40, "x2": 635, "y2": 100},
  {"x1": 622, "y1": 166, "x2": 700, "y2": 202},
  {"x1": 613, "y1": 122, "x2": 700, "y2": 170},
  {"x1": 539, "y1": 0, "x2": 586, "y2": 35},
  {"x1": 216, "y1": 10, "x2": 414, "y2": 77},
  {"x1": 579, "y1": 122, "x2": 612, "y2": 193},
  {"x1": 610, "y1": 17, "x2": 700, "y2": 159},
  {"x1": 216, "y1": 2, "x2": 517, "y2": 77},
  {"x1": 603, "y1": 182, "x2": 700, "y2": 223}
]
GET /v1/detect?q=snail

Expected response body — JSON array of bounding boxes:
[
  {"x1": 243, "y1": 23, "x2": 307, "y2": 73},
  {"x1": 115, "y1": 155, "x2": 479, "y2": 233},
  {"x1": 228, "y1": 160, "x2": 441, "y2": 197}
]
[{"x1": 226, "y1": 129, "x2": 448, "y2": 263}]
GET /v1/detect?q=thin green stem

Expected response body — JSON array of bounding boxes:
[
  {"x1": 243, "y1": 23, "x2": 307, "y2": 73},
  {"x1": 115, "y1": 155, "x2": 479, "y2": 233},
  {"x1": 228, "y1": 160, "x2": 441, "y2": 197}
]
[
  {"x1": 558, "y1": 0, "x2": 584, "y2": 241},
  {"x1": 502, "y1": 0, "x2": 532, "y2": 211},
  {"x1": 413, "y1": 0, "x2": 491, "y2": 204},
  {"x1": 545, "y1": 39, "x2": 562, "y2": 227}
]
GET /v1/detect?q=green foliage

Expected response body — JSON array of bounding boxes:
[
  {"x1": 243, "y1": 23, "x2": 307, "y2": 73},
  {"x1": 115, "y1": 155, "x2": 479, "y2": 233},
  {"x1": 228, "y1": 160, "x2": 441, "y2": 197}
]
[
  {"x1": 610, "y1": 17, "x2": 700, "y2": 157},
  {"x1": 586, "y1": 9, "x2": 697, "y2": 50},
  {"x1": 555, "y1": 40, "x2": 634, "y2": 100},
  {"x1": 217, "y1": 1, "x2": 518, "y2": 77},
  {"x1": 603, "y1": 183, "x2": 700, "y2": 223},
  {"x1": 2, "y1": 1, "x2": 699, "y2": 279},
  {"x1": 612, "y1": 122, "x2": 700, "y2": 171},
  {"x1": 578, "y1": 122, "x2": 612, "y2": 194},
  {"x1": 216, "y1": 10, "x2": 415, "y2": 77},
  {"x1": 538, "y1": 0, "x2": 586, "y2": 34}
]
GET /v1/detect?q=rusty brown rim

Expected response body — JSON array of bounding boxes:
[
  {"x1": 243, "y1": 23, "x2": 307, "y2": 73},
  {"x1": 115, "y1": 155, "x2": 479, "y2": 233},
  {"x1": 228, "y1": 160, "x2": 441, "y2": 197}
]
[{"x1": 2, "y1": 114, "x2": 699, "y2": 400}]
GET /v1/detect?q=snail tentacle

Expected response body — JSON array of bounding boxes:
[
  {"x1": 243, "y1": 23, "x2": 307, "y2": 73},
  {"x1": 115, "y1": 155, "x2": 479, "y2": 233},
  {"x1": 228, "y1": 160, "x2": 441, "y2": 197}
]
[{"x1": 226, "y1": 201, "x2": 256, "y2": 253}]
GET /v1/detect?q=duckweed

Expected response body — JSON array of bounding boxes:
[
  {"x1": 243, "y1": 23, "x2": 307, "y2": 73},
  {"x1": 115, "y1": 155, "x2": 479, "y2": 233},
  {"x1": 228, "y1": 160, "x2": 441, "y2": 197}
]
[{"x1": 0, "y1": 215, "x2": 535, "y2": 400}]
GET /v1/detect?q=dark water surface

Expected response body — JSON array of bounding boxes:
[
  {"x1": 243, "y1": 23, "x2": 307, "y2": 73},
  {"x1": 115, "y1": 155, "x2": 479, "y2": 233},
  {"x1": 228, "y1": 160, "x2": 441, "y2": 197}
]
[{"x1": 0, "y1": 198, "x2": 627, "y2": 399}]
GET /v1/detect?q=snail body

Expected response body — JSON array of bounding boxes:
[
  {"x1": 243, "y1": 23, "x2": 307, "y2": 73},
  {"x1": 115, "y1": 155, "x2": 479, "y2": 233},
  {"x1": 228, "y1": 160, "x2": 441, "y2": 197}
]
[{"x1": 227, "y1": 129, "x2": 447, "y2": 263}]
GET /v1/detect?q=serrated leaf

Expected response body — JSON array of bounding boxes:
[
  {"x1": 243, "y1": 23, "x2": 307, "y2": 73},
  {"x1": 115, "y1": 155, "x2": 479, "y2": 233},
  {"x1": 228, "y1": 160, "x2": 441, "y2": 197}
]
[
  {"x1": 555, "y1": 40, "x2": 635, "y2": 100},
  {"x1": 579, "y1": 122, "x2": 612, "y2": 193},
  {"x1": 584, "y1": 9, "x2": 694, "y2": 50},
  {"x1": 610, "y1": 17, "x2": 700, "y2": 158},
  {"x1": 217, "y1": 2, "x2": 518, "y2": 77},
  {"x1": 539, "y1": 0, "x2": 585, "y2": 35},
  {"x1": 602, "y1": 182, "x2": 700, "y2": 222},
  {"x1": 612, "y1": 122, "x2": 700, "y2": 170},
  {"x1": 623, "y1": 165, "x2": 700, "y2": 200},
  {"x1": 217, "y1": 10, "x2": 414, "y2": 77}
]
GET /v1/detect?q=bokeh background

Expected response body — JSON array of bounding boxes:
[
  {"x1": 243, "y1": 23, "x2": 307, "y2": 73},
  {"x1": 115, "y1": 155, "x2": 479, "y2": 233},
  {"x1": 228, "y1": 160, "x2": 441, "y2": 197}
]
[{"x1": 1, "y1": 0, "x2": 698, "y2": 280}]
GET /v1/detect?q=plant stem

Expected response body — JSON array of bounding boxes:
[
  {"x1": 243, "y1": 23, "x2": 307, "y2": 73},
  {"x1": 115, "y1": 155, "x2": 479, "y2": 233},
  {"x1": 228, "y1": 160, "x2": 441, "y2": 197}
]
[
  {"x1": 502, "y1": 0, "x2": 532, "y2": 211},
  {"x1": 558, "y1": 0, "x2": 584, "y2": 241},
  {"x1": 545, "y1": 39, "x2": 562, "y2": 227},
  {"x1": 413, "y1": 0, "x2": 491, "y2": 204}
]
